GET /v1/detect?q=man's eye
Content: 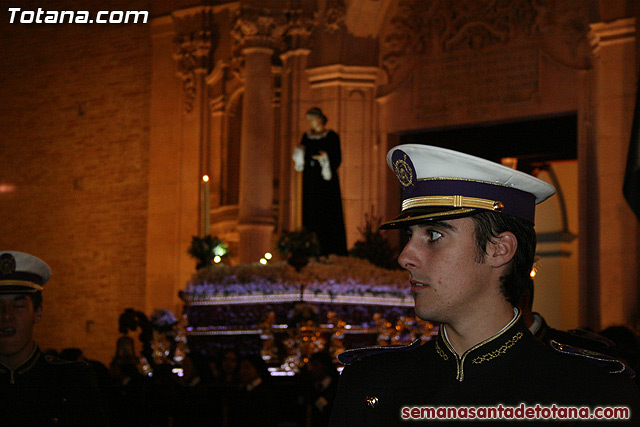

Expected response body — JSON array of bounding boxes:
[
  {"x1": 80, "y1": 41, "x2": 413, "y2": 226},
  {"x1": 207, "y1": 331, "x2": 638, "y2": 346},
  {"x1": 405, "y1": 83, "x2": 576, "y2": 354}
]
[{"x1": 427, "y1": 230, "x2": 442, "y2": 241}]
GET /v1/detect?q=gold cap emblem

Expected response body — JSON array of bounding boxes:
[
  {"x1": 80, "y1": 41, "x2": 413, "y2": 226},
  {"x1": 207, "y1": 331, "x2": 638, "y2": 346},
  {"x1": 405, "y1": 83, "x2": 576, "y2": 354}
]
[
  {"x1": 0, "y1": 253, "x2": 16, "y2": 275},
  {"x1": 393, "y1": 155, "x2": 414, "y2": 188}
]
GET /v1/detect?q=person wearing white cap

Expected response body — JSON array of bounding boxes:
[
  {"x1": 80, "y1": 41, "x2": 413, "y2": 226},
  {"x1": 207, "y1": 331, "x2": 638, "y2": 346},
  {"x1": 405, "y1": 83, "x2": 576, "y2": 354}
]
[
  {"x1": 0, "y1": 251, "x2": 108, "y2": 426},
  {"x1": 329, "y1": 145, "x2": 640, "y2": 426}
]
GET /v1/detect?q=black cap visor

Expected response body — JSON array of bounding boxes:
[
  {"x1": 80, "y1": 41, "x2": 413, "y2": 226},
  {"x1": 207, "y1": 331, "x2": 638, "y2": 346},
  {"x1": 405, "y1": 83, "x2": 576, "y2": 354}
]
[{"x1": 379, "y1": 207, "x2": 480, "y2": 230}]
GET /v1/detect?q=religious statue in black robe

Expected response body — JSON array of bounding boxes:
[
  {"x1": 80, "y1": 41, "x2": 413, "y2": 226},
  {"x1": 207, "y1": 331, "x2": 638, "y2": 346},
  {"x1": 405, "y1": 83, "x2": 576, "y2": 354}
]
[{"x1": 293, "y1": 107, "x2": 348, "y2": 256}]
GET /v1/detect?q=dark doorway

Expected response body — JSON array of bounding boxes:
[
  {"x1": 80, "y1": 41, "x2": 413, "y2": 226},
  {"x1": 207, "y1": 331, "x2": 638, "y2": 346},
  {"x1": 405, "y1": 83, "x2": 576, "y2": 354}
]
[{"x1": 397, "y1": 113, "x2": 577, "y2": 173}]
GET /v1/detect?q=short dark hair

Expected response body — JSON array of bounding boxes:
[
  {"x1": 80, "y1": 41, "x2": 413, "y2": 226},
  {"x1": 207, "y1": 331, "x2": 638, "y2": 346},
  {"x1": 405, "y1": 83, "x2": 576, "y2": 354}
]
[{"x1": 470, "y1": 211, "x2": 536, "y2": 306}]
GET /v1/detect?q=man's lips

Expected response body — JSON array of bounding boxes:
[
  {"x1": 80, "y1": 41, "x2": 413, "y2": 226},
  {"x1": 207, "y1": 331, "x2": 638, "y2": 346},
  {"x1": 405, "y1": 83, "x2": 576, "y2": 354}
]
[
  {"x1": 410, "y1": 280, "x2": 429, "y2": 292},
  {"x1": 0, "y1": 328, "x2": 16, "y2": 338}
]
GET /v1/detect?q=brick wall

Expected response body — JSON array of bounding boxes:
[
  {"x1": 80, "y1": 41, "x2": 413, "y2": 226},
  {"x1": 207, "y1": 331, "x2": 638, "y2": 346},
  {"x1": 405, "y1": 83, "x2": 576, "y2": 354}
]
[{"x1": 0, "y1": 0, "x2": 152, "y2": 364}]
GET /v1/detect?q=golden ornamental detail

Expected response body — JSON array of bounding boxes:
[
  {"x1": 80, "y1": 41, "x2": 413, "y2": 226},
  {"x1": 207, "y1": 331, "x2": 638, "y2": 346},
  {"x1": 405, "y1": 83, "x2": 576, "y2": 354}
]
[
  {"x1": 394, "y1": 155, "x2": 414, "y2": 188},
  {"x1": 435, "y1": 340, "x2": 449, "y2": 361},
  {"x1": 471, "y1": 332, "x2": 523, "y2": 365}
]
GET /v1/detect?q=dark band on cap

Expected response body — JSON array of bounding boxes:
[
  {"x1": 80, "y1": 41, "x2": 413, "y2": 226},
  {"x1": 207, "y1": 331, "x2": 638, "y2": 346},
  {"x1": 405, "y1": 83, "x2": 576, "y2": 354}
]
[
  {"x1": 0, "y1": 271, "x2": 46, "y2": 286},
  {"x1": 403, "y1": 179, "x2": 536, "y2": 223}
]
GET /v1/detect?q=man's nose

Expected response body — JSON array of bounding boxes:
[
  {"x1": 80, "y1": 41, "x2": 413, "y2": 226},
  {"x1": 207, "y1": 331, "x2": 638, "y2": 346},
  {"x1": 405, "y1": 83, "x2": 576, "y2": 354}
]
[{"x1": 398, "y1": 242, "x2": 417, "y2": 270}]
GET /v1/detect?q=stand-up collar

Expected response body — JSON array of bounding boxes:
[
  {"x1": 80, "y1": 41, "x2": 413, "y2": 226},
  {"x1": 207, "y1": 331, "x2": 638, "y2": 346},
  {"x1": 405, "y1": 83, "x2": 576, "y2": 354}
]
[
  {"x1": 528, "y1": 312, "x2": 543, "y2": 335},
  {"x1": 0, "y1": 344, "x2": 41, "y2": 384},
  {"x1": 434, "y1": 309, "x2": 526, "y2": 382}
]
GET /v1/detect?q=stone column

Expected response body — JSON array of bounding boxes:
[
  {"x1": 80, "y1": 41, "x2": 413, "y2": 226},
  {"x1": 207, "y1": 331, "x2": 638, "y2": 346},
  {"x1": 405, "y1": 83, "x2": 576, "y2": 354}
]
[
  {"x1": 279, "y1": 9, "x2": 315, "y2": 231},
  {"x1": 232, "y1": 7, "x2": 287, "y2": 263},
  {"x1": 206, "y1": 59, "x2": 234, "y2": 212},
  {"x1": 280, "y1": 48, "x2": 310, "y2": 231},
  {"x1": 582, "y1": 18, "x2": 637, "y2": 328}
]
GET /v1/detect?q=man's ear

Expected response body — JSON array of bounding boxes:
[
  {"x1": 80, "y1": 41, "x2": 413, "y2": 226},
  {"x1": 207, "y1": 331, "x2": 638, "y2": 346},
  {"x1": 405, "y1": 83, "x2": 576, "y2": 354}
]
[
  {"x1": 486, "y1": 231, "x2": 517, "y2": 268},
  {"x1": 34, "y1": 304, "x2": 43, "y2": 325}
]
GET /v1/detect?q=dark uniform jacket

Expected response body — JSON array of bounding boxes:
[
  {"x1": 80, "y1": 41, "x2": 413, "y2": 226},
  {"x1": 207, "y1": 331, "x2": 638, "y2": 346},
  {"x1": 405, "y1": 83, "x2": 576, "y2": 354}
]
[
  {"x1": 0, "y1": 346, "x2": 109, "y2": 426},
  {"x1": 329, "y1": 312, "x2": 640, "y2": 426}
]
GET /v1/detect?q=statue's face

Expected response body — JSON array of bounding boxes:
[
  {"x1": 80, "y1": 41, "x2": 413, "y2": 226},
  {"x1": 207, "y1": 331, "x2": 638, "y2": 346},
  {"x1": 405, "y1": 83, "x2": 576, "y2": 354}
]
[{"x1": 306, "y1": 114, "x2": 324, "y2": 131}]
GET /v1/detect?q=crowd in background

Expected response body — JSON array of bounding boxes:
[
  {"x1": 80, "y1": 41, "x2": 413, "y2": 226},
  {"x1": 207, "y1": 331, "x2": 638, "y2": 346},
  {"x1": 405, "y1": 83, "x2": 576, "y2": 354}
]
[
  {"x1": 42, "y1": 322, "x2": 640, "y2": 427},
  {"x1": 46, "y1": 347, "x2": 339, "y2": 427}
]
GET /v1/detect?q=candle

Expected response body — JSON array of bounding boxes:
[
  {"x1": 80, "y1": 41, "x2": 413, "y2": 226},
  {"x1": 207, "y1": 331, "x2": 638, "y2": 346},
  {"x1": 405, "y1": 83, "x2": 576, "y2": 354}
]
[{"x1": 202, "y1": 175, "x2": 210, "y2": 236}]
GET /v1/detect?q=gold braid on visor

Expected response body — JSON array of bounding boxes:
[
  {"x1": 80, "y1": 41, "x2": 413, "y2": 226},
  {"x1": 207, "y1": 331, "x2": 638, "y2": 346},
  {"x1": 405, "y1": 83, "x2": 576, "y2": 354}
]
[
  {"x1": 402, "y1": 195, "x2": 505, "y2": 212},
  {"x1": 0, "y1": 280, "x2": 43, "y2": 292}
]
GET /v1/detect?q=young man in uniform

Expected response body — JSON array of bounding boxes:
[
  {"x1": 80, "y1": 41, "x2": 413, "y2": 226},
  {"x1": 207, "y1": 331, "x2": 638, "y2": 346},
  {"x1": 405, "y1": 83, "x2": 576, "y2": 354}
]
[
  {"x1": 329, "y1": 145, "x2": 640, "y2": 426},
  {"x1": 0, "y1": 251, "x2": 108, "y2": 426}
]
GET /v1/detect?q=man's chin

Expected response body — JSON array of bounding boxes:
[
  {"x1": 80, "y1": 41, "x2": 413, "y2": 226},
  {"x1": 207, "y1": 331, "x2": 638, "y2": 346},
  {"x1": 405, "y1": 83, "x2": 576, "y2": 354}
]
[
  {"x1": 0, "y1": 341, "x2": 34, "y2": 361},
  {"x1": 413, "y1": 307, "x2": 435, "y2": 323}
]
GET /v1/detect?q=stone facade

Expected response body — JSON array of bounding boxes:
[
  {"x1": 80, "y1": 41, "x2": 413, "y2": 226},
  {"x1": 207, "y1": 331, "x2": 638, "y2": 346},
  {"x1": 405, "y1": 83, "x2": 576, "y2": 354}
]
[
  {"x1": 0, "y1": 0, "x2": 151, "y2": 363},
  {"x1": 1, "y1": 0, "x2": 639, "y2": 364}
]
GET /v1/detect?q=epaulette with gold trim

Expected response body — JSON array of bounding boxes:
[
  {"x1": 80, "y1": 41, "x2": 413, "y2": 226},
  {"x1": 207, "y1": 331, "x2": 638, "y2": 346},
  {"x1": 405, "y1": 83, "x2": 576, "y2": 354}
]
[
  {"x1": 550, "y1": 340, "x2": 635, "y2": 377},
  {"x1": 338, "y1": 339, "x2": 422, "y2": 366}
]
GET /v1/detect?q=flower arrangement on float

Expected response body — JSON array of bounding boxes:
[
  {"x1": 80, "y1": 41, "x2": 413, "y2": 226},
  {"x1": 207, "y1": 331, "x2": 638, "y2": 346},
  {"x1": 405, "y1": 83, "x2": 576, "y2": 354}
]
[
  {"x1": 180, "y1": 255, "x2": 412, "y2": 306},
  {"x1": 180, "y1": 222, "x2": 412, "y2": 305}
]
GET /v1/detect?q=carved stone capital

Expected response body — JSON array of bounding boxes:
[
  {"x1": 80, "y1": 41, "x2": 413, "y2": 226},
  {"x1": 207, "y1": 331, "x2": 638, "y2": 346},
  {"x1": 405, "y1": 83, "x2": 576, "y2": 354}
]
[
  {"x1": 171, "y1": 7, "x2": 215, "y2": 113},
  {"x1": 174, "y1": 35, "x2": 213, "y2": 76},
  {"x1": 320, "y1": 0, "x2": 346, "y2": 34},
  {"x1": 232, "y1": 6, "x2": 288, "y2": 52},
  {"x1": 285, "y1": 8, "x2": 316, "y2": 50}
]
